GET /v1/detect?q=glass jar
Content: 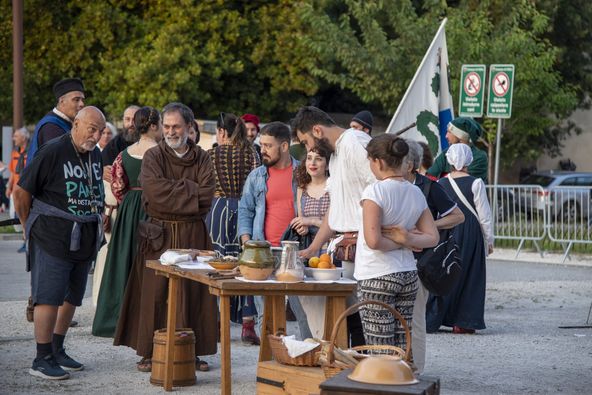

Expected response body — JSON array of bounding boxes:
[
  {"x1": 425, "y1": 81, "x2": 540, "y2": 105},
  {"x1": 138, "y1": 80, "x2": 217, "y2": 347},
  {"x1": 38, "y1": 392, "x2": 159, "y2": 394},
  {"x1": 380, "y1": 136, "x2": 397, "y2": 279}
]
[{"x1": 275, "y1": 240, "x2": 304, "y2": 282}]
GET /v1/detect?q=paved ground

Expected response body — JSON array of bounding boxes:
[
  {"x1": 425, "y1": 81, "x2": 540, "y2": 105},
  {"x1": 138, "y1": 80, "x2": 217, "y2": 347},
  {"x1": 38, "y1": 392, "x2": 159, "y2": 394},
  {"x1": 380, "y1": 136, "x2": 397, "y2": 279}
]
[{"x1": 1, "y1": 238, "x2": 591, "y2": 394}]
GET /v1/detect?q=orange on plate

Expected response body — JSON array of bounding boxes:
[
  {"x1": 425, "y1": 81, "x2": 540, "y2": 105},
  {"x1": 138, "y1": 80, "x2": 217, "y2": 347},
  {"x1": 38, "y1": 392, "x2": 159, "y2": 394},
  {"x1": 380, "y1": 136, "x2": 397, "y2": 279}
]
[
  {"x1": 319, "y1": 253, "x2": 331, "y2": 263},
  {"x1": 318, "y1": 261, "x2": 333, "y2": 269},
  {"x1": 308, "y1": 257, "x2": 320, "y2": 268}
]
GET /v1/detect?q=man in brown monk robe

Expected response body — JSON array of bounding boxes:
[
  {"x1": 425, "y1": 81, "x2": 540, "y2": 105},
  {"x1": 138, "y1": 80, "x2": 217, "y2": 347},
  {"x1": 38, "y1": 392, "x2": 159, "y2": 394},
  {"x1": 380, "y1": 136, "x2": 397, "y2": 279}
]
[{"x1": 114, "y1": 102, "x2": 216, "y2": 372}]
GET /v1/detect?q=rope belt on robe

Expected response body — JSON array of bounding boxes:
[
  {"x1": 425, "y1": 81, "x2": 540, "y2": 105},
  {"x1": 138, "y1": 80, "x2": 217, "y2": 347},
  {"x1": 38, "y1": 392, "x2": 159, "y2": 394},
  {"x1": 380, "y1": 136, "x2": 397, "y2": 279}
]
[{"x1": 152, "y1": 216, "x2": 199, "y2": 250}]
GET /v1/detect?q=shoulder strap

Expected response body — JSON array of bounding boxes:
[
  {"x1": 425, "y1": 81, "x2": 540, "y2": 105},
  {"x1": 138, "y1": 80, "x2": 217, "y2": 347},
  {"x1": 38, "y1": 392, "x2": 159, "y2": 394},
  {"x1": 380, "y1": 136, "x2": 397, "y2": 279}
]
[
  {"x1": 297, "y1": 187, "x2": 303, "y2": 218},
  {"x1": 447, "y1": 175, "x2": 479, "y2": 221}
]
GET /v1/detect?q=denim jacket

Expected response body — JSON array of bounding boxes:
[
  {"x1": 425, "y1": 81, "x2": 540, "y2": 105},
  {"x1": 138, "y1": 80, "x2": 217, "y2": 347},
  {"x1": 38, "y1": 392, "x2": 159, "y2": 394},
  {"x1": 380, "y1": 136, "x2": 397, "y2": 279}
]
[{"x1": 238, "y1": 158, "x2": 299, "y2": 242}]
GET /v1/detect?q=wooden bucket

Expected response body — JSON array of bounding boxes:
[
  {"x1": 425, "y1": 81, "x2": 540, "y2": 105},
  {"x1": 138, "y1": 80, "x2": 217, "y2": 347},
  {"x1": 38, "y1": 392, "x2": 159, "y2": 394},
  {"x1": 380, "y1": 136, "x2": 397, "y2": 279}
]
[{"x1": 150, "y1": 328, "x2": 196, "y2": 387}]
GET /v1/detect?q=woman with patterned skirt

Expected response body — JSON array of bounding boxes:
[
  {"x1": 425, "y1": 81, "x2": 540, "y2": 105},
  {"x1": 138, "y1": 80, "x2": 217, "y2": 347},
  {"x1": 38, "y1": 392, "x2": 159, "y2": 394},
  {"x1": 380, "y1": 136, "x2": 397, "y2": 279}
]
[
  {"x1": 355, "y1": 135, "x2": 438, "y2": 351},
  {"x1": 205, "y1": 112, "x2": 260, "y2": 344}
]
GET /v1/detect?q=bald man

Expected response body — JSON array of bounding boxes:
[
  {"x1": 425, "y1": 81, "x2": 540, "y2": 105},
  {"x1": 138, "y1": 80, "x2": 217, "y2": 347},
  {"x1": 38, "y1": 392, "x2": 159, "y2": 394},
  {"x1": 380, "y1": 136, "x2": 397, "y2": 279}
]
[{"x1": 14, "y1": 107, "x2": 106, "y2": 380}]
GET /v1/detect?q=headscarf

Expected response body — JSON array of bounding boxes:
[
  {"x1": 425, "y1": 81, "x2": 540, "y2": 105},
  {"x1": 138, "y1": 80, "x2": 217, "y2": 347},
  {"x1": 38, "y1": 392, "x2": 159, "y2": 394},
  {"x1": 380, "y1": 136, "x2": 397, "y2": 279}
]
[{"x1": 446, "y1": 143, "x2": 473, "y2": 171}]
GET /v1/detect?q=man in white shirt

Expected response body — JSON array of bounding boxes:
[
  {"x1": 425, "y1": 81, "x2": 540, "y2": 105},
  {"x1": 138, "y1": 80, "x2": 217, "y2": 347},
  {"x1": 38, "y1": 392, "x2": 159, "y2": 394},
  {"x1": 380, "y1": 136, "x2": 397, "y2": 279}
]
[{"x1": 292, "y1": 106, "x2": 376, "y2": 346}]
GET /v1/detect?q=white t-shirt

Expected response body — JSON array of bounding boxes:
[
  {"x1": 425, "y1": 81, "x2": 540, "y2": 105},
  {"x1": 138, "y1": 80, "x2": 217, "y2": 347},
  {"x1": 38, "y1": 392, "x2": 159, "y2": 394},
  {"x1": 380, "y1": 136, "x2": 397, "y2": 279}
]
[
  {"x1": 354, "y1": 179, "x2": 428, "y2": 280},
  {"x1": 327, "y1": 129, "x2": 376, "y2": 233}
]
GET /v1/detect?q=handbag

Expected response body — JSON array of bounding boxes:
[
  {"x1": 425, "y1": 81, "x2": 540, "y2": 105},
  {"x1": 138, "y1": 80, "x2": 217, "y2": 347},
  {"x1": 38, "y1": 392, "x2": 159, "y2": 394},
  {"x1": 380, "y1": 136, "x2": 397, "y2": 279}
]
[
  {"x1": 333, "y1": 232, "x2": 358, "y2": 262},
  {"x1": 417, "y1": 228, "x2": 462, "y2": 296},
  {"x1": 138, "y1": 220, "x2": 164, "y2": 251},
  {"x1": 447, "y1": 175, "x2": 488, "y2": 252},
  {"x1": 281, "y1": 187, "x2": 313, "y2": 249}
]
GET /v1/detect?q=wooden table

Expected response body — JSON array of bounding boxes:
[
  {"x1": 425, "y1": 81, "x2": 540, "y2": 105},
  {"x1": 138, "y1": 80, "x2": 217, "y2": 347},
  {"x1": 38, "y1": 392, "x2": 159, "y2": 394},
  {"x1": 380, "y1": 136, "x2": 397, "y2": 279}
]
[{"x1": 146, "y1": 261, "x2": 356, "y2": 395}]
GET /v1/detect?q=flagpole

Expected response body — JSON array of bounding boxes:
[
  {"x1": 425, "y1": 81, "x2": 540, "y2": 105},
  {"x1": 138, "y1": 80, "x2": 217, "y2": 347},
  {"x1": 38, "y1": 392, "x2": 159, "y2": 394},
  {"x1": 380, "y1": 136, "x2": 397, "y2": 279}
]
[{"x1": 386, "y1": 18, "x2": 448, "y2": 134}]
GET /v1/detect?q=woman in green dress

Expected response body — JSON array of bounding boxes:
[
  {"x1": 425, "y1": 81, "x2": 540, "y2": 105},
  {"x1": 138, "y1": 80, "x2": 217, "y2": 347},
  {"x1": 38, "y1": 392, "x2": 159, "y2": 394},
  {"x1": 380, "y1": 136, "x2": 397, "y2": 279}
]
[{"x1": 92, "y1": 107, "x2": 162, "y2": 337}]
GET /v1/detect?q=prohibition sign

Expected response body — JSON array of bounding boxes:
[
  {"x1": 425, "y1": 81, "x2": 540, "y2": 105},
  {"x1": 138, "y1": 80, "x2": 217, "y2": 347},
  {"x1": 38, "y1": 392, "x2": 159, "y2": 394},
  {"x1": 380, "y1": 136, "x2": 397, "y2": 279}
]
[
  {"x1": 463, "y1": 72, "x2": 481, "y2": 97},
  {"x1": 492, "y1": 72, "x2": 509, "y2": 97}
]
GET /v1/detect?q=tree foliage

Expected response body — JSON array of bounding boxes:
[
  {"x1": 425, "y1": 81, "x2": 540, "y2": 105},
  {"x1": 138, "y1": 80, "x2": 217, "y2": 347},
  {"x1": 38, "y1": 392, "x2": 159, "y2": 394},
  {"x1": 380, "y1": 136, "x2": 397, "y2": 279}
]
[
  {"x1": 0, "y1": 0, "x2": 588, "y2": 166},
  {"x1": 0, "y1": 0, "x2": 317, "y2": 123},
  {"x1": 299, "y1": 0, "x2": 580, "y2": 164}
]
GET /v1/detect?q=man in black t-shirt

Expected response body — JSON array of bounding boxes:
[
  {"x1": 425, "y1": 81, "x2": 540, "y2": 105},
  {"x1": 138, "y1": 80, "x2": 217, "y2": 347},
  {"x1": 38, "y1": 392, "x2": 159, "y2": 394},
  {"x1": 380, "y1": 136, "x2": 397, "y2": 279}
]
[{"x1": 14, "y1": 106, "x2": 106, "y2": 381}]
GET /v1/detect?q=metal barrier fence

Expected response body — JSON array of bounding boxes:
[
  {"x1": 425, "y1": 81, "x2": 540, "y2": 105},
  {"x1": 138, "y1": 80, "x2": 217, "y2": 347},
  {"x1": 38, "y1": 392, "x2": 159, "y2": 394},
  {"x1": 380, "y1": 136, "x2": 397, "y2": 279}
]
[{"x1": 486, "y1": 185, "x2": 592, "y2": 263}]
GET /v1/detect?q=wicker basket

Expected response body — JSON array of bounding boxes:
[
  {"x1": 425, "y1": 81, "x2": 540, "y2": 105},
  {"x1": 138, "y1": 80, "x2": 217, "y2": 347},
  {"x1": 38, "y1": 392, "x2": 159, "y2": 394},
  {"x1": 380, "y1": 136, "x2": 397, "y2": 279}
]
[
  {"x1": 321, "y1": 300, "x2": 412, "y2": 379},
  {"x1": 268, "y1": 330, "x2": 321, "y2": 366}
]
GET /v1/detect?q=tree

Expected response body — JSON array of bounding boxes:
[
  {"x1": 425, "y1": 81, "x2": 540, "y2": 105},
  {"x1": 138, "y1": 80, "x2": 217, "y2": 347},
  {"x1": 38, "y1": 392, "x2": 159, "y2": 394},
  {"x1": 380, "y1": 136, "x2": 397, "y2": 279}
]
[
  {"x1": 0, "y1": 0, "x2": 318, "y2": 124},
  {"x1": 299, "y1": 0, "x2": 579, "y2": 166}
]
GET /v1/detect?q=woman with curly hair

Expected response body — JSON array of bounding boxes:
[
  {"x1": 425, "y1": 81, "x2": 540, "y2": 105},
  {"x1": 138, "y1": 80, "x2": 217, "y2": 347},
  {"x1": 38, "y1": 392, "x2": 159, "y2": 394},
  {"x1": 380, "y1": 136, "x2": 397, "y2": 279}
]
[{"x1": 289, "y1": 146, "x2": 331, "y2": 339}]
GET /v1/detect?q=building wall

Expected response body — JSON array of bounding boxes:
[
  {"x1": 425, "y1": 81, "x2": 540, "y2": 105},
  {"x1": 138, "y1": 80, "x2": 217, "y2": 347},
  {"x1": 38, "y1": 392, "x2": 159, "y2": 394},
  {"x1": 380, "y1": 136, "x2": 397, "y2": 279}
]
[{"x1": 536, "y1": 108, "x2": 592, "y2": 172}]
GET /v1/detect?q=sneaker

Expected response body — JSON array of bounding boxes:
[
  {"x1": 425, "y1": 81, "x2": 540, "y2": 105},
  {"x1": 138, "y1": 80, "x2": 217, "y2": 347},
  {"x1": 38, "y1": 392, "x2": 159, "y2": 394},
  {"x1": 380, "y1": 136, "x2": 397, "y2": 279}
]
[
  {"x1": 53, "y1": 348, "x2": 84, "y2": 371},
  {"x1": 17, "y1": 244, "x2": 26, "y2": 253},
  {"x1": 29, "y1": 354, "x2": 70, "y2": 380}
]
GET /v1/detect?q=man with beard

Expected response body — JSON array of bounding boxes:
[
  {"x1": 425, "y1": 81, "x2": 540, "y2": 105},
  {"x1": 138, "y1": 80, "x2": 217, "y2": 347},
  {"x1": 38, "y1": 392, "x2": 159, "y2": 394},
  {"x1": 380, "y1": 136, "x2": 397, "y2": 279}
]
[
  {"x1": 27, "y1": 78, "x2": 85, "y2": 161},
  {"x1": 237, "y1": 122, "x2": 302, "y2": 341},
  {"x1": 241, "y1": 113, "x2": 261, "y2": 159},
  {"x1": 114, "y1": 102, "x2": 217, "y2": 373},
  {"x1": 101, "y1": 105, "x2": 141, "y2": 176},
  {"x1": 14, "y1": 107, "x2": 106, "y2": 380},
  {"x1": 93, "y1": 105, "x2": 139, "y2": 306},
  {"x1": 292, "y1": 106, "x2": 375, "y2": 347}
]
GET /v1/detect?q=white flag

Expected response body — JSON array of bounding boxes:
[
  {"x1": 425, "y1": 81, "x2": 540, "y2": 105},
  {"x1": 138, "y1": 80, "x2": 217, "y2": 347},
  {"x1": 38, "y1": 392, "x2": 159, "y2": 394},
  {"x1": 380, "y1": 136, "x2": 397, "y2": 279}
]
[{"x1": 386, "y1": 18, "x2": 454, "y2": 156}]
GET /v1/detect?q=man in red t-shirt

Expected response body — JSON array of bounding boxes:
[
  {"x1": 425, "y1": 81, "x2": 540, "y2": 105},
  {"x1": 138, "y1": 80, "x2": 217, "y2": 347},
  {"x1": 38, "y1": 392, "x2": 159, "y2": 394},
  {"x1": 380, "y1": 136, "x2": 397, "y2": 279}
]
[
  {"x1": 238, "y1": 122, "x2": 300, "y2": 343},
  {"x1": 239, "y1": 122, "x2": 298, "y2": 246}
]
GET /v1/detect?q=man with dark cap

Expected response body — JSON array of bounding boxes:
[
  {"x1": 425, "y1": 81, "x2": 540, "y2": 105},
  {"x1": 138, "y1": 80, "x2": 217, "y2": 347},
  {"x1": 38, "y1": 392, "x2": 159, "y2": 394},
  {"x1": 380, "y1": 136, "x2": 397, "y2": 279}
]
[
  {"x1": 27, "y1": 78, "x2": 85, "y2": 161},
  {"x1": 427, "y1": 117, "x2": 488, "y2": 182},
  {"x1": 350, "y1": 110, "x2": 373, "y2": 135},
  {"x1": 14, "y1": 106, "x2": 106, "y2": 380}
]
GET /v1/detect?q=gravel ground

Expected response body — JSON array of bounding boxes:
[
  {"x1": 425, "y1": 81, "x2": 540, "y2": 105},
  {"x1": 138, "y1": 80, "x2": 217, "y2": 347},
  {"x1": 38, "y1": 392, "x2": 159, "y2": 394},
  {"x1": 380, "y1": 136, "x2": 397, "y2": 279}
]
[{"x1": 1, "y1": 239, "x2": 591, "y2": 394}]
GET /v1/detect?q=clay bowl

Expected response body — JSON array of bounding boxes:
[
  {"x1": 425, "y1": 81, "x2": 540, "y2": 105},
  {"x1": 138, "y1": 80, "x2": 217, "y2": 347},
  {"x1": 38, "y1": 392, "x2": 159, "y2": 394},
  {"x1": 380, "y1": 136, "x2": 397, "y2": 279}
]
[
  {"x1": 208, "y1": 260, "x2": 238, "y2": 271},
  {"x1": 348, "y1": 355, "x2": 418, "y2": 386},
  {"x1": 239, "y1": 265, "x2": 274, "y2": 281}
]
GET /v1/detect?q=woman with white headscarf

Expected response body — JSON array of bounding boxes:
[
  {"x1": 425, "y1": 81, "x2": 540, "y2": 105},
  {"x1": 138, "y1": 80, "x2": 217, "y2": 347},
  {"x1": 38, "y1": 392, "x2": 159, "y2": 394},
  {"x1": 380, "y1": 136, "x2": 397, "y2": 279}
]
[{"x1": 425, "y1": 143, "x2": 493, "y2": 334}]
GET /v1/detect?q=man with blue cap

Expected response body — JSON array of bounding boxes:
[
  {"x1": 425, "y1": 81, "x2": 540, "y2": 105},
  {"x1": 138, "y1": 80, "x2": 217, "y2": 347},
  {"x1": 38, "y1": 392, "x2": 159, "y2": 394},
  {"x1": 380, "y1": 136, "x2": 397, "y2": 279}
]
[{"x1": 427, "y1": 117, "x2": 488, "y2": 182}]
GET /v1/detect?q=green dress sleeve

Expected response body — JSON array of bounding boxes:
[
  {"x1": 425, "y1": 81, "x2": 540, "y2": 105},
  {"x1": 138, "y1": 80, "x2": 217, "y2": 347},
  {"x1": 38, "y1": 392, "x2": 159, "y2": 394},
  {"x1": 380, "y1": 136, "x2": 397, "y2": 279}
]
[
  {"x1": 427, "y1": 148, "x2": 450, "y2": 178},
  {"x1": 469, "y1": 146, "x2": 489, "y2": 183}
]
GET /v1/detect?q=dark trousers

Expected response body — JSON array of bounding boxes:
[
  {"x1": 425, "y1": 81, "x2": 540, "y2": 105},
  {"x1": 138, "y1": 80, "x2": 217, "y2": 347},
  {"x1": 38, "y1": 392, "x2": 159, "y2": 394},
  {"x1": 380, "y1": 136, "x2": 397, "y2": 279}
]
[{"x1": 347, "y1": 311, "x2": 365, "y2": 347}]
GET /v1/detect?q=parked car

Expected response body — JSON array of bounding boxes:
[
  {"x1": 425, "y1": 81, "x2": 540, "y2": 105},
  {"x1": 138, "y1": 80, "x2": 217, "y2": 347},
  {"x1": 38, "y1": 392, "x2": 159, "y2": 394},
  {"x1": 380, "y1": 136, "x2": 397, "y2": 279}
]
[{"x1": 520, "y1": 171, "x2": 592, "y2": 222}]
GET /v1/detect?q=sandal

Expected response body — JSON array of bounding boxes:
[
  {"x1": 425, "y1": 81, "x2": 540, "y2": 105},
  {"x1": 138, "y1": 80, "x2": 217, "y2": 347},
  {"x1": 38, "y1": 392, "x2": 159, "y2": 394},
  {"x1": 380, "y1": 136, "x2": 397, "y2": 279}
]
[
  {"x1": 195, "y1": 357, "x2": 209, "y2": 372},
  {"x1": 137, "y1": 357, "x2": 152, "y2": 372}
]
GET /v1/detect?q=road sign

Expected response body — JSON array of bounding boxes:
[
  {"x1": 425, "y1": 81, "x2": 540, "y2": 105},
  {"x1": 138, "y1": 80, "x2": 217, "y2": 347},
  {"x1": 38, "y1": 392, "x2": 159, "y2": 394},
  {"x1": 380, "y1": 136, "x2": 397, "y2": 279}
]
[
  {"x1": 459, "y1": 64, "x2": 486, "y2": 117},
  {"x1": 487, "y1": 64, "x2": 515, "y2": 118}
]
